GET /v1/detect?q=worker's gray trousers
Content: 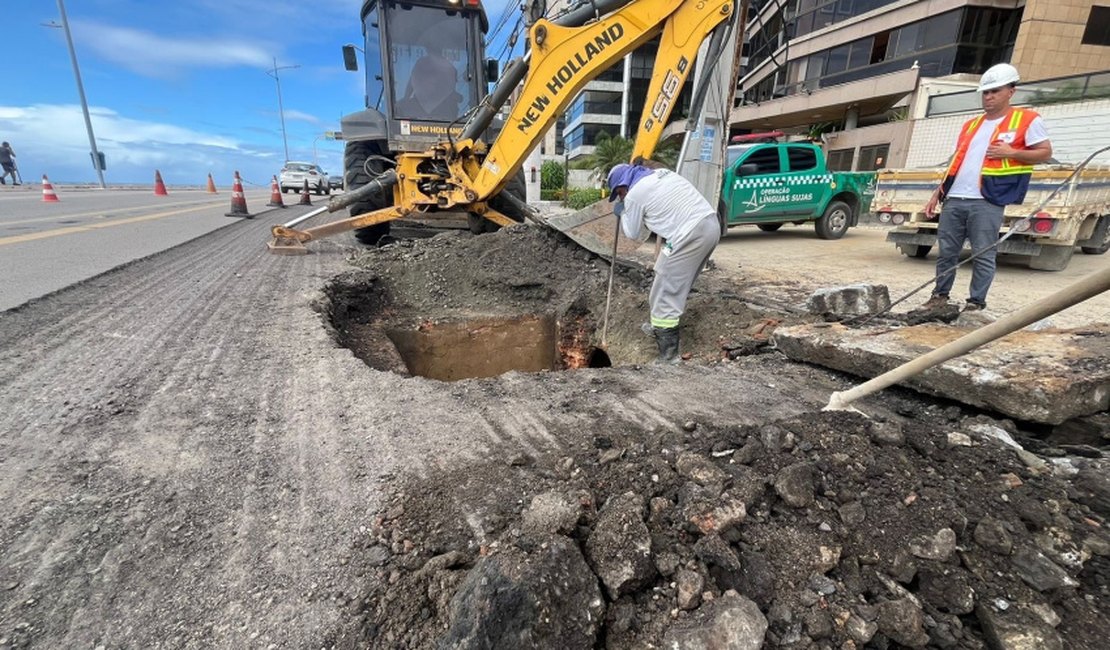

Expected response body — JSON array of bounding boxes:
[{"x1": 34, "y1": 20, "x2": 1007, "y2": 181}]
[
  {"x1": 934, "y1": 198, "x2": 1005, "y2": 306},
  {"x1": 649, "y1": 217, "x2": 721, "y2": 329}
]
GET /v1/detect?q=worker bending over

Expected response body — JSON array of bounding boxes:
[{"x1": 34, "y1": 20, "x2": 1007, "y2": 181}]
[{"x1": 608, "y1": 162, "x2": 721, "y2": 363}]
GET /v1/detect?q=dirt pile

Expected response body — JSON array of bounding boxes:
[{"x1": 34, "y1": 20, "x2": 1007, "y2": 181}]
[
  {"x1": 333, "y1": 407, "x2": 1108, "y2": 649},
  {"x1": 325, "y1": 225, "x2": 799, "y2": 372}
]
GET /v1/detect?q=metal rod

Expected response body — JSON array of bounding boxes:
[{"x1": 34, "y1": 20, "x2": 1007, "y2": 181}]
[
  {"x1": 826, "y1": 263, "x2": 1110, "y2": 411},
  {"x1": 281, "y1": 205, "x2": 331, "y2": 230},
  {"x1": 602, "y1": 215, "x2": 621, "y2": 347}
]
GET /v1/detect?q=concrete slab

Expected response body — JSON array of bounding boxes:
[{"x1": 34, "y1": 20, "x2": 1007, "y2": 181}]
[{"x1": 773, "y1": 323, "x2": 1110, "y2": 424}]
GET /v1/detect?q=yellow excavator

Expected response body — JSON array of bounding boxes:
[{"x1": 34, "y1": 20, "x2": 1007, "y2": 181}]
[{"x1": 269, "y1": 0, "x2": 740, "y2": 254}]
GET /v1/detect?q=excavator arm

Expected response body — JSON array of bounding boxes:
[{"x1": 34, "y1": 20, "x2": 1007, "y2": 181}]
[{"x1": 269, "y1": 0, "x2": 737, "y2": 253}]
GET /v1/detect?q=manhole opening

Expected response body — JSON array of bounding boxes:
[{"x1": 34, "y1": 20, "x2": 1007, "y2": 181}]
[{"x1": 385, "y1": 314, "x2": 610, "y2": 382}]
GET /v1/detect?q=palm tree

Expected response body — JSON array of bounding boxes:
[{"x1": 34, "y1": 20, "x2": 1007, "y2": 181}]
[{"x1": 580, "y1": 131, "x2": 634, "y2": 180}]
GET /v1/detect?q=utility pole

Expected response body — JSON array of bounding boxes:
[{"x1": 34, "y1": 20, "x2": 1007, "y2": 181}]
[
  {"x1": 267, "y1": 57, "x2": 300, "y2": 162},
  {"x1": 53, "y1": 0, "x2": 106, "y2": 188}
]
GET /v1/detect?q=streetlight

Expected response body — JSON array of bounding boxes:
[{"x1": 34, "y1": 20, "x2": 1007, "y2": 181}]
[
  {"x1": 266, "y1": 57, "x2": 300, "y2": 162},
  {"x1": 45, "y1": 0, "x2": 106, "y2": 188}
]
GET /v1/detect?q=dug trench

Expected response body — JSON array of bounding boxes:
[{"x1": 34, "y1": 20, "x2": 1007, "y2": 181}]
[{"x1": 319, "y1": 226, "x2": 1109, "y2": 649}]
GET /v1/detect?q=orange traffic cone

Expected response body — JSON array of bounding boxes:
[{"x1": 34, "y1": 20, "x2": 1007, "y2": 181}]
[
  {"x1": 225, "y1": 171, "x2": 250, "y2": 217},
  {"x1": 299, "y1": 179, "x2": 313, "y2": 205},
  {"x1": 206, "y1": 173, "x2": 218, "y2": 194},
  {"x1": 268, "y1": 175, "x2": 286, "y2": 208},
  {"x1": 41, "y1": 175, "x2": 60, "y2": 202},
  {"x1": 153, "y1": 170, "x2": 169, "y2": 195}
]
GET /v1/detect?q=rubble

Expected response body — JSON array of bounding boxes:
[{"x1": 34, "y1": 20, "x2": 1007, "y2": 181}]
[{"x1": 345, "y1": 410, "x2": 1109, "y2": 648}]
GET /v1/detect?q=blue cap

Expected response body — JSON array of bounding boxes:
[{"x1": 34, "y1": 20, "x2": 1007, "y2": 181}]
[{"x1": 607, "y1": 164, "x2": 632, "y2": 202}]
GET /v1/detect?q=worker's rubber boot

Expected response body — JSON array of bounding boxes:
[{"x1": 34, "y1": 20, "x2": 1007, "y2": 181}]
[{"x1": 653, "y1": 327, "x2": 680, "y2": 364}]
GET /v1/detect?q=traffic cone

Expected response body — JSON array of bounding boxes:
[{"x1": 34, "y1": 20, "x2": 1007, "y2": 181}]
[
  {"x1": 153, "y1": 170, "x2": 169, "y2": 195},
  {"x1": 299, "y1": 179, "x2": 312, "y2": 205},
  {"x1": 225, "y1": 171, "x2": 250, "y2": 217},
  {"x1": 267, "y1": 175, "x2": 286, "y2": 208},
  {"x1": 41, "y1": 175, "x2": 60, "y2": 202},
  {"x1": 206, "y1": 173, "x2": 218, "y2": 194}
]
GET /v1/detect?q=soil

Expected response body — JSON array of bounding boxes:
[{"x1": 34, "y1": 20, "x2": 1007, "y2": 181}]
[{"x1": 0, "y1": 216, "x2": 1106, "y2": 649}]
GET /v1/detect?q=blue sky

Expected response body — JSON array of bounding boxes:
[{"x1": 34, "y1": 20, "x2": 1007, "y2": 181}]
[{"x1": 0, "y1": 0, "x2": 522, "y2": 186}]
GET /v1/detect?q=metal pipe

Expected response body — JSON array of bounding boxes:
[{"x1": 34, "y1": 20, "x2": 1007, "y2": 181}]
[{"x1": 825, "y1": 264, "x2": 1110, "y2": 411}]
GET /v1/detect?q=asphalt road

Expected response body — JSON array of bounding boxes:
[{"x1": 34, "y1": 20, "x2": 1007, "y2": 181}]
[{"x1": 0, "y1": 187, "x2": 286, "y2": 310}]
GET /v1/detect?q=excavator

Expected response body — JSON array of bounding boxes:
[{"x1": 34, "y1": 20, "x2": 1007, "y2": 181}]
[{"x1": 269, "y1": 0, "x2": 741, "y2": 254}]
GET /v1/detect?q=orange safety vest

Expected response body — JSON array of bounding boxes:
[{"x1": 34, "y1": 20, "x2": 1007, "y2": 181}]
[{"x1": 940, "y1": 108, "x2": 1039, "y2": 206}]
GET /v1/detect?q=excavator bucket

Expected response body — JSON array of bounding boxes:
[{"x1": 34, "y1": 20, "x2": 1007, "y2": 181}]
[{"x1": 537, "y1": 201, "x2": 658, "y2": 269}]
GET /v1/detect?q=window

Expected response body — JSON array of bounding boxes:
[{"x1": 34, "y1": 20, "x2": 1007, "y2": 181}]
[
  {"x1": 825, "y1": 44, "x2": 851, "y2": 75},
  {"x1": 740, "y1": 147, "x2": 782, "y2": 174},
  {"x1": 1082, "y1": 6, "x2": 1110, "y2": 46},
  {"x1": 787, "y1": 146, "x2": 819, "y2": 172},
  {"x1": 858, "y1": 144, "x2": 890, "y2": 170},
  {"x1": 827, "y1": 148, "x2": 854, "y2": 171}
]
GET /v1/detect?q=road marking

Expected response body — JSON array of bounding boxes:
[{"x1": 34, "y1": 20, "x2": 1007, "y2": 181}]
[
  {"x1": 0, "y1": 204, "x2": 220, "y2": 246},
  {"x1": 0, "y1": 198, "x2": 226, "y2": 227}
]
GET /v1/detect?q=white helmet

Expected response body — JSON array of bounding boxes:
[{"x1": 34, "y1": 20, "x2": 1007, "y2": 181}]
[{"x1": 978, "y1": 63, "x2": 1020, "y2": 92}]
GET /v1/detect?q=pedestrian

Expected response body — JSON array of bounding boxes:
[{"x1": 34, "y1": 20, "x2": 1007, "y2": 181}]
[
  {"x1": 0, "y1": 141, "x2": 18, "y2": 186},
  {"x1": 922, "y1": 63, "x2": 1052, "y2": 312},
  {"x1": 608, "y1": 161, "x2": 721, "y2": 363}
]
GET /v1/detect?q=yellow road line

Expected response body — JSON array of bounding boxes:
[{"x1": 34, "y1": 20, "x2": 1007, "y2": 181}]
[
  {"x1": 0, "y1": 204, "x2": 220, "y2": 246},
  {"x1": 1, "y1": 198, "x2": 226, "y2": 227}
]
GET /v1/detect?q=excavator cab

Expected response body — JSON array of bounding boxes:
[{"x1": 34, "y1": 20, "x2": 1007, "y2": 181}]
[{"x1": 343, "y1": 0, "x2": 494, "y2": 153}]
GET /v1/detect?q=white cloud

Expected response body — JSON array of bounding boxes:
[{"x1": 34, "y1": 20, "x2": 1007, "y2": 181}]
[
  {"x1": 282, "y1": 110, "x2": 322, "y2": 125},
  {"x1": 0, "y1": 104, "x2": 285, "y2": 184},
  {"x1": 72, "y1": 20, "x2": 272, "y2": 77}
]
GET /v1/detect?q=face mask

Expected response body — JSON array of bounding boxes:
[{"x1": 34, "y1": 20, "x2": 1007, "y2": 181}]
[{"x1": 613, "y1": 200, "x2": 625, "y2": 218}]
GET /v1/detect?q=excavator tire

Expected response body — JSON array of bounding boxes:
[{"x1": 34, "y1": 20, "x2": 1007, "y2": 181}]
[
  {"x1": 469, "y1": 170, "x2": 528, "y2": 235},
  {"x1": 345, "y1": 139, "x2": 394, "y2": 247}
]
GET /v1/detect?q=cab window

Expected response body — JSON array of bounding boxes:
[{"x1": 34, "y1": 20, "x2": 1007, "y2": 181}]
[
  {"x1": 787, "y1": 146, "x2": 818, "y2": 172},
  {"x1": 741, "y1": 147, "x2": 782, "y2": 174}
]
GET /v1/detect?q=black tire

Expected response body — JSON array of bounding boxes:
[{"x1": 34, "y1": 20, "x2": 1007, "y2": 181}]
[
  {"x1": 716, "y1": 199, "x2": 729, "y2": 237},
  {"x1": 1080, "y1": 217, "x2": 1110, "y2": 254},
  {"x1": 897, "y1": 243, "x2": 931, "y2": 258},
  {"x1": 346, "y1": 140, "x2": 393, "y2": 246},
  {"x1": 815, "y1": 200, "x2": 852, "y2": 240},
  {"x1": 757, "y1": 223, "x2": 783, "y2": 232},
  {"x1": 1028, "y1": 245, "x2": 1075, "y2": 271},
  {"x1": 470, "y1": 170, "x2": 527, "y2": 234}
]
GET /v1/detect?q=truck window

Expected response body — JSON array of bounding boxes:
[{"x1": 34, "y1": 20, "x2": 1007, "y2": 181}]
[
  {"x1": 787, "y1": 146, "x2": 818, "y2": 172},
  {"x1": 742, "y1": 148, "x2": 782, "y2": 174}
]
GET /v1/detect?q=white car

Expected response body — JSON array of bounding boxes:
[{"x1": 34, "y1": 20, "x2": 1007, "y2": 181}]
[{"x1": 279, "y1": 162, "x2": 330, "y2": 195}]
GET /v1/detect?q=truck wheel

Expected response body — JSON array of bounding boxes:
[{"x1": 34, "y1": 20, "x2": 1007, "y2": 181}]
[
  {"x1": 716, "y1": 199, "x2": 729, "y2": 237},
  {"x1": 757, "y1": 223, "x2": 783, "y2": 232},
  {"x1": 470, "y1": 170, "x2": 527, "y2": 234},
  {"x1": 1080, "y1": 216, "x2": 1110, "y2": 254},
  {"x1": 815, "y1": 201, "x2": 851, "y2": 240},
  {"x1": 346, "y1": 140, "x2": 393, "y2": 246},
  {"x1": 897, "y1": 243, "x2": 931, "y2": 258},
  {"x1": 1028, "y1": 245, "x2": 1075, "y2": 271}
]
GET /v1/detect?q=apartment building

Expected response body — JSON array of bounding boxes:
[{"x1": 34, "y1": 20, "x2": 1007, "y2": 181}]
[{"x1": 732, "y1": 0, "x2": 1110, "y2": 170}]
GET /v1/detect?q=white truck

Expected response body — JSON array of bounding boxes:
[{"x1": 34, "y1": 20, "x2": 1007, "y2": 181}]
[{"x1": 881, "y1": 165, "x2": 1110, "y2": 270}]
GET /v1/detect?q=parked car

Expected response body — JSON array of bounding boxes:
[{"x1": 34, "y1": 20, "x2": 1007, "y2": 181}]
[
  {"x1": 328, "y1": 173, "x2": 343, "y2": 191},
  {"x1": 719, "y1": 142, "x2": 877, "y2": 239},
  {"x1": 279, "y1": 162, "x2": 330, "y2": 195}
]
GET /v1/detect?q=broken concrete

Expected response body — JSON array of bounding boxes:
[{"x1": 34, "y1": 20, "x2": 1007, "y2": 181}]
[
  {"x1": 773, "y1": 322, "x2": 1110, "y2": 424},
  {"x1": 804, "y1": 283, "x2": 891, "y2": 317}
]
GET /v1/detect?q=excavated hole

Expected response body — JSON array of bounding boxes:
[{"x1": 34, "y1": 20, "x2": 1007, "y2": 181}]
[
  {"x1": 385, "y1": 314, "x2": 610, "y2": 381},
  {"x1": 326, "y1": 274, "x2": 613, "y2": 380}
]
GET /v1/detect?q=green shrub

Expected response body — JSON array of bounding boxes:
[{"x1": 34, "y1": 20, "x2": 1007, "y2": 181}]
[
  {"x1": 540, "y1": 188, "x2": 565, "y2": 201},
  {"x1": 540, "y1": 160, "x2": 566, "y2": 191},
  {"x1": 566, "y1": 187, "x2": 604, "y2": 210}
]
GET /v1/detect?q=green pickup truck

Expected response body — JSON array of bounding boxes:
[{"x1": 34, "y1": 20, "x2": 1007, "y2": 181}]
[{"x1": 719, "y1": 142, "x2": 877, "y2": 239}]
